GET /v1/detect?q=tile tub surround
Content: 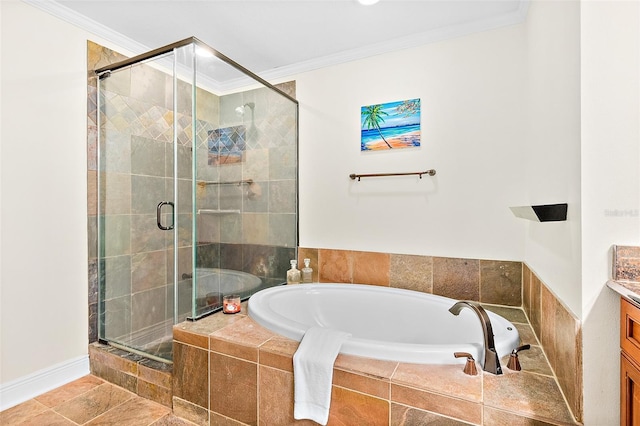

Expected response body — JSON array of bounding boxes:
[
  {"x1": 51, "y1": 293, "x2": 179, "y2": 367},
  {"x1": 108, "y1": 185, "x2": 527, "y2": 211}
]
[
  {"x1": 87, "y1": 247, "x2": 583, "y2": 423},
  {"x1": 172, "y1": 304, "x2": 579, "y2": 425},
  {"x1": 297, "y1": 248, "x2": 523, "y2": 307},
  {"x1": 299, "y1": 247, "x2": 583, "y2": 423},
  {"x1": 522, "y1": 264, "x2": 582, "y2": 424}
]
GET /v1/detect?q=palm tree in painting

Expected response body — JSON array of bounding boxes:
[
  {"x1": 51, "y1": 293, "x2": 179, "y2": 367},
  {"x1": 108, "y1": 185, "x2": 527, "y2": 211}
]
[{"x1": 361, "y1": 104, "x2": 392, "y2": 149}]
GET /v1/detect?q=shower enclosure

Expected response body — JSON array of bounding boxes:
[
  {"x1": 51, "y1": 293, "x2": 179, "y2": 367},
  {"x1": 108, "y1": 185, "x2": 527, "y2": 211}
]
[{"x1": 95, "y1": 37, "x2": 298, "y2": 362}]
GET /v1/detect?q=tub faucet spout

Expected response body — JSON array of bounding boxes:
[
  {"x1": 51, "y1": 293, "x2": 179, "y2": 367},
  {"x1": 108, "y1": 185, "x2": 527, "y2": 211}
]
[{"x1": 448, "y1": 301, "x2": 502, "y2": 375}]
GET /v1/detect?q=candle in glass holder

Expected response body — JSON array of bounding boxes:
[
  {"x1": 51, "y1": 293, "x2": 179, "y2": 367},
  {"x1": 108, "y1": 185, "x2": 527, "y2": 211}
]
[{"x1": 223, "y1": 294, "x2": 241, "y2": 314}]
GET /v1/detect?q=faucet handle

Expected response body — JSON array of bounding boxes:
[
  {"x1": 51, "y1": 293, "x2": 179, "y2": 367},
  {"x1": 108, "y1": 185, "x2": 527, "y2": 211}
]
[
  {"x1": 454, "y1": 352, "x2": 478, "y2": 376},
  {"x1": 506, "y1": 344, "x2": 531, "y2": 371}
]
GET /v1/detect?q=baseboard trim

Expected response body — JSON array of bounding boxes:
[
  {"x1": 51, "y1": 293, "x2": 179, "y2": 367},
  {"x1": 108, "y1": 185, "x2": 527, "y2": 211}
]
[{"x1": 0, "y1": 355, "x2": 90, "y2": 411}]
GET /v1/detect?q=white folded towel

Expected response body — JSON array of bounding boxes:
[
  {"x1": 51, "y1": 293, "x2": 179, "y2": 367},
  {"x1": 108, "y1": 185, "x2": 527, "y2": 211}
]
[{"x1": 293, "y1": 326, "x2": 351, "y2": 425}]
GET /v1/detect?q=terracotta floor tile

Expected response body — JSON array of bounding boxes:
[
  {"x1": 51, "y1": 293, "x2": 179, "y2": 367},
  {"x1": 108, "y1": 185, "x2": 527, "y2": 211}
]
[
  {"x1": 35, "y1": 374, "x2": 104, "y2": 407},
  {"x1": 0, "y1": 399, "x2": 49, "y2": 425},
  {"x1": 150, "y1": 413, "x2": 200, "y2": 425},
  {"x1": 53, "y1": 382, "x2": 135, "y2": 424},
  {"x1": 16, "y1": 409, "x2": 77, "y2": 426},
  {"x1": 84, "y1": 396, "x2": 171, "y2": 425}
]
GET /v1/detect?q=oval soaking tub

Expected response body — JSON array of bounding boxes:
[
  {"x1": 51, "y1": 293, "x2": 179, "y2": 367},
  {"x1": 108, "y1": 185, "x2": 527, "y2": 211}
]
[{"x1": 248, "y1": 283, "x2": 520, "y2": 365}]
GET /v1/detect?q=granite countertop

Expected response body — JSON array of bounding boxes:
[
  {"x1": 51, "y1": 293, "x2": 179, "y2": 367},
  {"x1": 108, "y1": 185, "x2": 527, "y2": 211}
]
[
  {"x1": 607, "y1": 245, "x2": 640, "y2": 303},
  {"x1": 607, "y1": 280, "x2": 640, "y2": 305}
]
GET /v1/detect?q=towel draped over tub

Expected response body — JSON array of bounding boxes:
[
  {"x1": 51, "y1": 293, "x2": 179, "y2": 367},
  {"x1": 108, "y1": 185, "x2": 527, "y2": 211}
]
[{"x1": 293, "y1": 326, "x2": 351, "y2": 425}]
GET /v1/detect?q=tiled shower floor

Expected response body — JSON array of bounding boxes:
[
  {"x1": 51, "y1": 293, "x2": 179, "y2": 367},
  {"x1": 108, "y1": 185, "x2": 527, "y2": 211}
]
[{"x1": 0, "y1": 375, "x2": 194, "y2": 425}]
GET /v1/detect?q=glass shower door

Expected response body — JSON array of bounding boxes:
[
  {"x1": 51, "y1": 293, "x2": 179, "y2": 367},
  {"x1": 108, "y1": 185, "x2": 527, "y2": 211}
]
[{"x1": 97, "y1": 53, "x2": 178, "y2": 362}]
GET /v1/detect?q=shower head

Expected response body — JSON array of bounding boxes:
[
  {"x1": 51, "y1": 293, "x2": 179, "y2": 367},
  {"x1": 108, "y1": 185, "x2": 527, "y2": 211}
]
[{"x1": 235, "y1": 102, "x2": 255, "y2": 116}]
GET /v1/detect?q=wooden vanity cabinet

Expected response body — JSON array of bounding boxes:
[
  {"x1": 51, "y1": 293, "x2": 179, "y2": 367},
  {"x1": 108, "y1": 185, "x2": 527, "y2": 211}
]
[{"x1": 621, "y1": 298, "x2": 640, "y2": 425}]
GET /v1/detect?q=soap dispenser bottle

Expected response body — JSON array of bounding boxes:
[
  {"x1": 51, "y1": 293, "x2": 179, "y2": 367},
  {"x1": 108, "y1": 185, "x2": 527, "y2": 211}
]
[
  {"x1": 286, "y1": 260, "x2": 301, "y2": 284},
  {"x1": 302, "y1": 258, "x2": 313, "y2": 283}
]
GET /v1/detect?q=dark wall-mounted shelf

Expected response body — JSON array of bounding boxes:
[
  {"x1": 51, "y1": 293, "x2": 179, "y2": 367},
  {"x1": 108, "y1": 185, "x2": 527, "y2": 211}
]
[{"x1": 510, "y1": 203, "x2": 568, "y2": 222}]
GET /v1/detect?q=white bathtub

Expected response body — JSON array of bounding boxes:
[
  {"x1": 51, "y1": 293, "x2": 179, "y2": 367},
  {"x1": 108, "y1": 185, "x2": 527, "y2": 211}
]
[{"x1": 248, "y1": 283, "x2": 520, "y2": 365}]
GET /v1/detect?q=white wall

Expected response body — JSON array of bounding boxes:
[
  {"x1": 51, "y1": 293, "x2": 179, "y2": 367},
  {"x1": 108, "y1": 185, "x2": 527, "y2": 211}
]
[
  {"x1": 581, "y1": 1, "x2": 640, "y2": 424},
  {"x1": 1, "y1": 0, "x2": 88, "y2": 384},
  {"x1": 522, "y1": 0, "x2": 582, "y2": 318},
  {"x1": 0, "y1": 0, "x2": 128, "y2": 405},
  {"x1": 296, "y1": 22, "x2": 528, "y2": 261}
]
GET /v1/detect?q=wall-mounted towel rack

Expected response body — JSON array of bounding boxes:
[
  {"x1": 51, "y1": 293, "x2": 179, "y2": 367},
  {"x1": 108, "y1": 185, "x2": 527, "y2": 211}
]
[
  {"x1": 198, "y1": 179, "x2": 253, "y2": 187},
  {"x1": 349, "y1": 169, "x2": 436, "y2": 181}
]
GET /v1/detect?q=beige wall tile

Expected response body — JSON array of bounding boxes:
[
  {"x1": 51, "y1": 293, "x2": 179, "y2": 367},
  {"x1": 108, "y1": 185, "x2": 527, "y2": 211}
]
[
  {"x1": 392, "y1": 363, "x2": 482, "y2": 403},
  {"x1": 173, "y1": 397, "x2": 209, "y2": 426},
  {"x1": 333, "y1": 369, "x2": 390, "y2": 400},
  {"x1": 209, "y1": 352, "x2": 257, "y2": 424},
  {"x1": 172, "y1": 342, "x2": 209, "y2": 410},
  {"x1": 554, "y1": 303, "x2": 582, "y2": 423},
  {"x1": 353, "y1": 251, "x2": 390, "y2": 286},
  {"x1": 530, "y1": 273, "x2": 542, "y2": 338},
  {"x1": 540, "y1": 285, "x2": 557, "y2": 369},
  {"x1": 329, "y1": 386, "x2": 389, "y2": 426},
  {"x1": 209, "y1": 317, "x2": 275, "y2": 362},
  {"x1": 391, "y1": 383, "x2": 482, "y2": 424},
  {"x1": 433, "y1": 257, "x2": 480, "y2": 301},
  {"x1": 389, "y1": 254, "x2": 433, "y2": 293},
  {"x1": 480, "y1": 260, "x2": 522, "y2": 306},
  {"x1": 258, "y1": 336, "x2": 297, "y2": 373},
  {"x1": 258, "y1": 366, "x2": 315, "y2": 426},
  {"x1": 137, "y1": 379, "x2": 172, "y2": 408},
  {"x1": 335, "y1": 354, "x2": 397, "y2": 380},
  {"x1": 319, "y1": 249, "x2": 352, "y2": 283},
  {"x1": 391, "y1": 403, "x2": 471, "y2": 425},
  {"x1": 522, "y1": 264, "x2": 532, "y2": 319},
  {"x1": 483, "y1": 406, "x2": 557, "y2": 425},
  {"x1": 484, "y1": 370, "x2": 576, "y2": 424}
]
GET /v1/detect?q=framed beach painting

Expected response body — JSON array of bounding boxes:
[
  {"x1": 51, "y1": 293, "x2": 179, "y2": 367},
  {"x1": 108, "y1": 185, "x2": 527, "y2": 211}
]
[{"x1": 361, "y1": 98, "x2": 421, "y2": 151}]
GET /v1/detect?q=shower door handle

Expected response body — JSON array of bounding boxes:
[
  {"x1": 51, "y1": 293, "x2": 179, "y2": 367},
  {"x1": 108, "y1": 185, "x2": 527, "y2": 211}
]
[{"x1": 157, "y1": 201, "x2": 175, "y2": 231}]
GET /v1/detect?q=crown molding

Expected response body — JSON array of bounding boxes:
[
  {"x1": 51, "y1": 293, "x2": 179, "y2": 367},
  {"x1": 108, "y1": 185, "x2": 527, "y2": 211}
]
[
  {"x1": 23, "y1": 0, "x2": 529, "y2": 88},
  {"x1": 22, "y1": 0, "x2": 150, "y2": 58},
  {"x1": 260, "y1": 0, "x2": 530, "y2": 81}
]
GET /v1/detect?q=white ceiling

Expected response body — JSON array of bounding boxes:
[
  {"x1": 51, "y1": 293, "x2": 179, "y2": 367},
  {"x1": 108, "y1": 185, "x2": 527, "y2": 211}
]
[{"x1": 28, "y1": 0, "x2": 529, "y2": 80}]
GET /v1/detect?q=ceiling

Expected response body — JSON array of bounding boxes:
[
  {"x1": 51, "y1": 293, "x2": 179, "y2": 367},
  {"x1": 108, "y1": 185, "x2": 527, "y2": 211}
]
[{"x1": 29, "y1": 0, "x2": 529, "y2": 80}]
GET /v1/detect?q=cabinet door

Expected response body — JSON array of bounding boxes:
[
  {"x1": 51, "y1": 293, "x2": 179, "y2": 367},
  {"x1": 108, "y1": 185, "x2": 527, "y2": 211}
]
[
  {"x1": 622, "y1": 353, "x2": 640, "y2": 426},
  {"x1": 622, "y1": 299, "x2": 640, "y2": 362}
]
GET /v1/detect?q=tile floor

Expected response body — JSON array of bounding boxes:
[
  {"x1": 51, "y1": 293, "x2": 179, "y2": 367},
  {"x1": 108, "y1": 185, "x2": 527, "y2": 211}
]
[{"x1": 0, "y1": 375, "x2": 195, "y2": 425}]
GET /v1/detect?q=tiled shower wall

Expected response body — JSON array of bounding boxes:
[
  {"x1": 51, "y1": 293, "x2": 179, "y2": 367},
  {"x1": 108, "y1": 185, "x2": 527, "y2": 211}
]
[{"x1": 87, "y1": 41, "x2": 297, "y2": 344}]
